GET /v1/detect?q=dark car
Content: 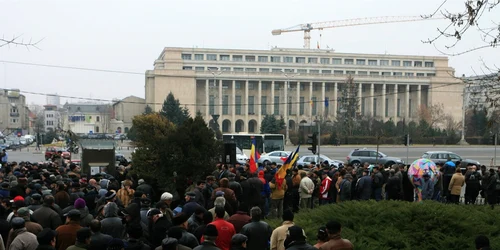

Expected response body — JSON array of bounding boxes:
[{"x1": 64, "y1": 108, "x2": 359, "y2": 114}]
[{"x1": 422, "y1": 151, "x2": 481, "y2": 172}]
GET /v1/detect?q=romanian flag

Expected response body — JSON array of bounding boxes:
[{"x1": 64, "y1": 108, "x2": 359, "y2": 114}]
[
  {"x1": 249, "y1": 137, "x2": 260, "y2": 173},
  {"x1": 275, "y1": 144, "x2": 300, "y2": 180}
]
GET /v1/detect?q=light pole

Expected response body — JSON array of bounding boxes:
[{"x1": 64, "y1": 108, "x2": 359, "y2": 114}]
[
  {"x1": 283, "y1": 72, "x2": 299, "y2": 145},
  {"x1": 458, "y1": 87, "x2": 469, "y2": 145},
  {"x1": 208, "y1": 68, "x2": 224, "y2": 125}
]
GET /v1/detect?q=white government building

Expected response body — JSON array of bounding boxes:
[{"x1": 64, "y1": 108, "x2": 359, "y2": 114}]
[{"x1": 145, "y1": 47, "x2": 464, "y2": 133}]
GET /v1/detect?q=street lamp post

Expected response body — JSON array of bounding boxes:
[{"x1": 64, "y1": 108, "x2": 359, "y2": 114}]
[
  {"x1": 459, "y1": 87, "x2": 469, "y2": 145},
  {"x1": 283, "y1": 72, "x2": 299, "y2": 145},
  {"x1": 208, "y1": 68, "x2": 224, "y2": 123}
]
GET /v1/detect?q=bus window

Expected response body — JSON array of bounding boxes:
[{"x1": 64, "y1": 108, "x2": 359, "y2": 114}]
[{"x1": 264, "y1": 135, "x2": 285, "y2": 152}]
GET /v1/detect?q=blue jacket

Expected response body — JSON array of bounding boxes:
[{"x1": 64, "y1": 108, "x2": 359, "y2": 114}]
[
  {"x1": 1, "y1": 152, "x2": 7, "y2": 162},
  {"x1": 357, "y1": 175, "x2": 373, "y2": 200},
  {"x1": 421, "y1": 178, "x2": 434, "y2": 200}
]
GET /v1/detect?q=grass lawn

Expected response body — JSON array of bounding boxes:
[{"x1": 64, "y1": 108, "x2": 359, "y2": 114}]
[{"x1": 266, "y1": 200, "x2": 500, "y2": 250}]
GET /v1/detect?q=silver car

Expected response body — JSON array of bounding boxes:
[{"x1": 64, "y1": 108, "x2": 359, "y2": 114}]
[
  {"x1": 296, "y1": 154, "x2": 344, "y2": 168},
  {"x1": 346, "y1": 148, "x2": 403, "y2": 167},
  {"x1": 258, "y1": 151, "x2": 291, "y2": 165}
]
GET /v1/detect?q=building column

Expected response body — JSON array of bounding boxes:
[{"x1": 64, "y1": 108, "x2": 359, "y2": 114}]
[
  {"x1": 358, "y1": 83, "x2": 362, "y2": 113},
  {"x1": 219, "y1": 79, "x2": 223, "y2": 116},
  {"x1": 232, "y1": 80, "x2": 236, "y2": 132},
  {"x1": 393, "y1": 84, "x2": 398, "y2": 121},
  {"x1": 417, "y1": 84, "x2": 422, "y2": 111},
  {"x1": 309, "y1": 82, "x2": 313, "y2": 117},
  {"x1": 245, "y1": 80, "x2": 249, "y2": 132},
  {"x1": 369, "y1": 83, "x2": 374, "y2": 116},
  {"x1": 382, "y1": 84, "x2": 386, "y2": 119},
  {"x1": 205, "y1": 79, "x2": 210, "y2": 122},
  {"x1": 321, "y1": 82, "x2": 326, "y2": 117},
  {"x1": 271, "y1": 81, "x2": 275, "y2": 115},
  {"x1": 333, "y1": 82, "x2": 338, "y2": 118},
  {"x1": 258, "y1": 81, "x2": 262, "y2": 123},
  {"x1": 296, "y1": 82, "x2": 300, "y2": 119},
  {"x1": 405, "y1": 84, "x2": 410, "y2": 119}
]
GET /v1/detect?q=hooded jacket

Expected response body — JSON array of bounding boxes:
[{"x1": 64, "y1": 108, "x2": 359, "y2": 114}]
[{"x1": 100, "y1": 202, "x2": 125, "y2": 238}]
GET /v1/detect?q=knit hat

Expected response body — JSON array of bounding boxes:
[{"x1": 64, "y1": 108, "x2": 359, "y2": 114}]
[
  {"x1": 105, "y1": 191, "x2": 116, "y2": 200},
  {"x1": 74, "y1": 198, "x2": 86, "y2": 209},
  {"x1": 204, "y1": 224, "x2": 218, "y2": 237}
]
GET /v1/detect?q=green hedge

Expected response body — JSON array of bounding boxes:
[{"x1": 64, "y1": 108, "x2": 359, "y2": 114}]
[{"x1": 267, "y1": 201, "x2": 500, "y2": 250}]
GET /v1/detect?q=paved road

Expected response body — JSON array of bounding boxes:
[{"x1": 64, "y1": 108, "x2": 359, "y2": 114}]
[{"x1": 6, "y1": 148, "x2": 134, "y2": 163}]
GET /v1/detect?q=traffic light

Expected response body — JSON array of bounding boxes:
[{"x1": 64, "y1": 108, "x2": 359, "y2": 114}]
[
  {"x1": 491, "y1": 134, "x2": 497, "y2": 145},
  {"x1": 402, "y1": 134, "x2": 409, "y2": 146},
  {"x1": 308, "y1": 132, "x2": 318, "y2": 154}
]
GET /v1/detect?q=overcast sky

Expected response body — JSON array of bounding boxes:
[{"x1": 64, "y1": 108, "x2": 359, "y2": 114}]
[{"x1": 1, "y1": 0, "x2": 499, "y2": 105}]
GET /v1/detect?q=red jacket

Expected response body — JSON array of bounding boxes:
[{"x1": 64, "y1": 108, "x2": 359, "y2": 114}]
[
  {"x1": 203, "y1": 218, "x2": 236, "y2": 250},
  {"x1": 320, "y1": 176, "x2": 332, "y2": 200}
]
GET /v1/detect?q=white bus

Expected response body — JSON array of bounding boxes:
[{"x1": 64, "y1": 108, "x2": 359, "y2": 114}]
[{"x1": 222, "y1": 133, "x2": 285, "y2": 156}]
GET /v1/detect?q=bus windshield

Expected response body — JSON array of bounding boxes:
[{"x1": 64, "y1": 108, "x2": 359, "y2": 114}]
[
  {"x1": 222, "y1": 134, "x2": 264, "y2": 154},
  {"x1": 264, "y1": 135, "x2": 285, "y2": 152}
]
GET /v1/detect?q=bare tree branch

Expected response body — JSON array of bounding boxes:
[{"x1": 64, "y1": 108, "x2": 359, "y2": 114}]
[{"x1": 0, "y1": 34, "x2": 43, "y2": 50}]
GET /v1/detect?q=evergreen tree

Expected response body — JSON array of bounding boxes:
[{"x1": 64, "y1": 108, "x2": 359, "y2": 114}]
[
  {"x1": 260, "y1": 115, "x2": 285, "y2": 134},
  {"x1": 159, "y1": 92, "x2": 190, "y2": 126},
  {"x1": 335, "y1": 75, "x2": 360, "y2": 137}
]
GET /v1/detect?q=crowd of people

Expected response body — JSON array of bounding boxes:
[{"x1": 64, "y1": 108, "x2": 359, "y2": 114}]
[{"x1": 0, "y1": 154, "x2": 497, "y2": 250}]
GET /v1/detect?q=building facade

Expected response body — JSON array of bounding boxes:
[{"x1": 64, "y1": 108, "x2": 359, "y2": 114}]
[
  {"x1": 43, "y1": 104, "x2": 61, "y2": 132},
  {"x1": 46, "y1": 94, "x2": 61, "y2": 108},
  {"x1": 145, "y1": 47, "x2": 464, "y2": 133},
  {"x1": 62, "y1": 103, "x2": 112, "y2": 134},
  {"x1": 111, "y1": 96, "x2": 145, "y2": 134},
  {"x1": 0, "y1": 89, "x2": 29, "y2": 135}
]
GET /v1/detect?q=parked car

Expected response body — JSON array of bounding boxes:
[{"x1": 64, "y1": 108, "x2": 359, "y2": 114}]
[
  {"x1": 115, "y1": 151, "x2": 129, "y2": 165},
  {"x1": 45, "y1": 147, "x2": 71, "y2": 160},
  {"x1": 296, "y1": 154, "x2": 344, "y2": 168},
  {"x1": 236, "y1": 147, "x2": 248, "y2": 165},
  {"x1": 258, "y1": 151, "x2": 291, "y2": 165},
  {"x1": 422, "y1": 151, "x2": 480, "y2": 171},
  {"x1": 346, "y1": 148, "x2": 404, "y2": 167}
]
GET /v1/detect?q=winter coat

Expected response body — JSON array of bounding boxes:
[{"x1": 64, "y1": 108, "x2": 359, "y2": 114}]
[
  {"x1": 89, "y1": 232, "x2": 113, "y2": 250},
  {"x1": 240, "y1": 220, "x2": 273, "y2": 250},
  {"x1": 227, "y1": 212, "x2": 251, "y2": 233},
  {"x1": 32, "y1": 205, "x2": 63, "y2": 230},
  {"x1": 449, "y1": 173, "x2": 465, "y2": 195},
  {"x1": 385, "y1": 176, "x2": 401, "y2": 200},
  {"x1": 54, "y1": 190, "x2": 70, "y2": 209},
  {"x1": 66, "y1": 243, "x2": 89, "y2": 250},
  {"x1": 270, "y1": 221, "x2": 294, "y2": 250},
  {"x1": 319, "y1": 176, "x2": 332, "y2": 200},
  {"x1": 55, "y1": 221, "x2": 82, "y2": 250},
  {"x1": 136, "y1": 183, "x2": 154, "y2": 198},
  {"x1": 124, "y1": 238, "x2": 151, "y2": 250},
  {"x1": 193, "y1": 241, "x2": 220, "y2": 250},
  {"x1": 8, "y1": 228, "x2": 38, "y2": 250},
  {"x1": 299, "y1": 177, "x2": 314, "y2": 199},
  {"x1": 77, "y1": 207, "x2": 93, "y2": 227},
  {"x1": 149, "y1": 216, "x2": 172, "y2": 247},
  {"x1": 285, "y1": 241, "x2": 316, "y2": 250},
  {"x1": 100, "y1": 202, "x2": 125, "y2": 239},
  {"x1": 356, "y1": 176, "x2": 372, "y2": 200},
  {"x1": 179, "y1": 229, "x2": 199, "y2": 249},
  {"x1": 421, "y1": 178, "x2": 434, "y2": 200},
  {"x1": 339, "y1": 179, "x2": 351, "y2": 202},
  {"x1": 269, "y1": 181, "x2": 287, "y2": 200}
]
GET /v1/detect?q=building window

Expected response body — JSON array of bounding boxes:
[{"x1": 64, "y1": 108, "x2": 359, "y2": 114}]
[
  {"x1": 96, "y1": 116, "x2": 100, "y2": 122},
  {"x1": 248, "y1": 96, "x2": 254, "y2": 114},
  {"x1": 249, "y1": 82, "x2": 255, "y2": 90},
  {"x1": 322, "y1": 70, "x2": 332, "y2": 74},
  {"x1": 368, "y1": 60, "x2": 378, "y2": 66},
  {"x1": 414, "y1": 61, "x2": 423, "y2": 67},
  {"x1": 207, "y1": 54, "x2": 217, "y2": 61},
  {"x1": 272, "y1": 68, "x2": 282, "y2": 73},
  {"x1": 299, "y1": 83, "x2": 305, "y2": 91},
  {"x1": 356, "y1": 59, "x2": 366, "y2": 65},
  {"x1": 346, "y1": 70, "x2": 355, "y2": 75},
  {"x1": 245, "y1": 68, "x2": 257, "y2": 72},
  {"x1": 95, "y1": 126, "x2": 100, "y2": 133},
  {"x1": 403, "y1": 61, "x2": 412, "y2": 67},
  {"x1": 274, "y1": 96, "x2": 280, "y2": 115},
  {"x1": 320, "y1": 58, "x2": 330, "y2": 64},
  {"x1": 235, "y1": 96, "x2": 242, "y2": 115},
  {"x1": 230, "y1": 55, "x2": 241, "y2": 61},
  {"x1": 373, "y1": 98, "x2": 377, "y2": 116},
  {"x1": 427, "y1": 73, "x2": 436, "y2": 77},
  {"x1": 358, "y1": 71, "x2": 368, "y2": 75},
  {"x1": 425, "y1": 62, "x2": 434, "y2": 67},
  {"x1": 393, "y1": 72, "x2": 403, "y2": 76},
  {"x1": 222, "y1": 95, "x2": 229, "y2": 115},
  {"x1": 182, "y1": 66, "x2": 193, "y2": 70},
  {"x1": 284, "y1": 57, "x2": 293, "y2": 63},
  {"x1": 207, "y1": 67, "x2": 218, "y2": 71},
  {"x1": 209, "y1": 95, "x2": 215, "y2": 115},
  {"x1": 221, "y1": 67, "x2": 231, "y2": 71},
  {"x1": 405, "y1": 72, "x2": 414, "y2": 76},
  {"x1": 284, "y1": 69, "x2": 294, "y2": 73},
  {"x1": 416, "y1": 73, "x2": 425, "y2": 77},
  {"x1": 382, "y1": 72, "x2": 391, "y2": 76},
  {"x1": 361, "y1": 98, "x2": 366, "y2": 115},
  {"x1": 195, "y1": 67, "x2": 204, "y2": 71},
  {"x1": 261, "y1": 82, "x2": 268, "y2": 90},
  {"x1": 234, "y1": 67, "x2": 244, "y2": 72},
  {"x1": 397, "y1": 98, "x2": 401, "y2": 117},
  {"x1": 235, "y1": 82, "x2": 242, "y2": 89},
  {"x1": 261, "y1": 96, "x2": 267, "y2": 115},
  {"x1": 332, "y1": 58, "x2": 342, "y2": 64},
  {"x1": 380, "y1": 60, "x2": 389, "y2": 66},
  {"x1": 271, "y1": 56, "x2": 281, "y2": 63},
  {"x1": 260, "y1": 68, "x2": 269, "y2": 72},
  {"x1": 258, "y1": 56, "x2": 268, "y2": 62},
  {"x1": 334, "y1": 70, "x2": 344, "y2": 75},
  {"x1": 245, "y1": 55, "x2": 254, "y2": 62},
  {"x1": 274, "y1": 83, "x2": 281, "y2": 90},
  {"x1": 296, "y1": 57, "x2": 306, "y2": 63},
  {"x1": 310, "y1": 70, "x2": 320, "y2": 74},
  {"x1": 313, "y1": 83, "x2": 320, "y2": 91},
  {"x1": 312, "y1": 97, "x2": 317, "y2": 115},
  {"x1": 344, "y1": 59, "x2": 354, "y2": 64},
  {"x1": 385, "y1": 98, "x2": 389, "y2": 117},
  {"x1": 325, "y1": 84, "x2": 331, "y2": 91},
  {"x1": 300, "y1": 97, "x2": 305, "y2": 115},
  {"x1": 308, "y1": 57, "x2": 318, "y2": 64},
  {"x1": 194, "y1": 54, "x2": 204, "y2": 60},
  {"x1": 181, "y1": 54, "x2": 191, "y2": 60},
  {"x1": 392, "y1": 60, "x2": 401, "y2": 66},
  {"x1": 297, "y1": 69, "x2": 307, "y2": 73},
  {"x1": 219, "y1": 55, "x2": 230, "y2": 61}
]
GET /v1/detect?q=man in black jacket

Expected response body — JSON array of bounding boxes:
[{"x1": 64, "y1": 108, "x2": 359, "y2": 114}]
[
  {"x1": 465, "y1": 165, "x2": 482, "y2": 205},
  {"x1": 240, "y1": 207, "x2": 272, "y2": 250},
  {"x1": 148, "y1": 209, "x2": 172, "y2": 248},
  {"x1": 89, "y1": 220, "x2": 112, "y2": 250}
]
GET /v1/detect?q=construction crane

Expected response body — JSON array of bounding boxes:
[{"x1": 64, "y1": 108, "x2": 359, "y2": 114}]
[{"x1": 272, "y1": 16, "x2": 443, "y2": 49}]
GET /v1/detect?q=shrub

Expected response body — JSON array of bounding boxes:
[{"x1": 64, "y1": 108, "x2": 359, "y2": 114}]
[{"x1": 267, "y1": 200, "x2": 500, "y2": 250}]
